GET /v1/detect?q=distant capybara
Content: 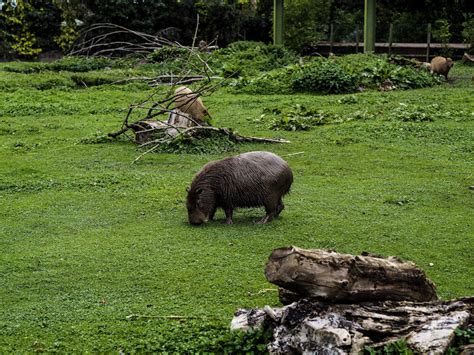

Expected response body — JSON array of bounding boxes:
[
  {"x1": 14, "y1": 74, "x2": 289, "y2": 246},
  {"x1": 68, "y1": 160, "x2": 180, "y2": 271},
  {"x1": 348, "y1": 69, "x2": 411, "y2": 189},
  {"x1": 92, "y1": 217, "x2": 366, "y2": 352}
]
[
  {"x1": 186, "y1": 151, "x2": 293, "y2": 225},
  {"x1": 173, "y1": 86, "x2": 209, "y2": 125},
  {"x1": 430, "y1": 56, "x2": 454, "y2": 79}
]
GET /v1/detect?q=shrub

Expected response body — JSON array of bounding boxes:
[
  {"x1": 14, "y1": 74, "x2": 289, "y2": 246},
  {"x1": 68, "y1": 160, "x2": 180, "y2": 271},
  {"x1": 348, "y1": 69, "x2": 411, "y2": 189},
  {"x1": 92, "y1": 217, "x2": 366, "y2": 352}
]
[
  {"x1": 212, "y1": 41, "x2": 298, "y2": 76},
  {"x1": 229, "y1": 64, "x2": 298, "y2": 94},
  {"x1": 148, "y1": 46, "x2": 190, "y2": 62},
  {"x1": 154, "y1": 133, "x2": 236, "y2": 154},
  {"x1": 291, "y1": 58, "x2": 358, "y2": 94},
  {"x1": 335, "y1": 54, "x2": 440, "y2": 89},
  {"x1": 258, "y1": 104, "x2": 348, "y2": 131},
  {"x1": 3, "y1": 56, "x2": 114, "y2": 73}
]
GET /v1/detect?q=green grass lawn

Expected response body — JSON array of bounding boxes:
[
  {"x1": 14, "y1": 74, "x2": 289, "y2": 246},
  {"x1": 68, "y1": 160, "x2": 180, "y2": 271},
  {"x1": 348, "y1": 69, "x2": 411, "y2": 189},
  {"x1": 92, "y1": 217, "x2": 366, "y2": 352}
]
[{"x1": 0, "y1": 61, "x2": 473, "y2": 352}]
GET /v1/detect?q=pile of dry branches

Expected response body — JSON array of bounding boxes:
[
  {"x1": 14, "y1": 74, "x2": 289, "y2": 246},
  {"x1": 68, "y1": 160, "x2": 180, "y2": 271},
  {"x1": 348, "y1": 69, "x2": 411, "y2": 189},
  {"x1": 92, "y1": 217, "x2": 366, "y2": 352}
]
[{"x1": 72, "y1": 22, "x2": 289, "y2": 162}]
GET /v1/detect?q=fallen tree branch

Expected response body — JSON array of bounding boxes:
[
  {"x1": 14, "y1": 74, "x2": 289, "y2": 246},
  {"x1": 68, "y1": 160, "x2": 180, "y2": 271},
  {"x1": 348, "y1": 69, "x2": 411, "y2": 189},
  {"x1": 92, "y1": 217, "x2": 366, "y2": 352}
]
[{"x1": 265, "y1": 246, "x2": 438, "y2": 303}]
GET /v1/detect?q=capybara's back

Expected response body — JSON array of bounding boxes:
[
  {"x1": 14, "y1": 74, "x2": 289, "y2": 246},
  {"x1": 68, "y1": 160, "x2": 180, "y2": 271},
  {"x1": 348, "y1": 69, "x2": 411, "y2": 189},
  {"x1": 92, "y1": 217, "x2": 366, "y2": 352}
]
[{"x1": 173, "y1": 86, "x2": 209, "y2": 124}]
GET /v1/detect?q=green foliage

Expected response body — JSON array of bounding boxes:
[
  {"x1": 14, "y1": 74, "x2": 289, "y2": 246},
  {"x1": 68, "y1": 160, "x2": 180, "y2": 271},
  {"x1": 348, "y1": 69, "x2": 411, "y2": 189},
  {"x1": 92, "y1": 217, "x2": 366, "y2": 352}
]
[
  {"x1": 201, "y1": 328, "x2": 271, "y2": 354},
  {"x1": 232, "y1": 54, "x2": 439, "y2": 95},
  {"x1": 0, "y1": 61, "x2": 473, "y2": 353},
  {"x1": 55, "y1": 24, "x2": 79, "y2": 52},
  {"x1": 433, "y1": 19, "x2": 452, "y2": 57},
  {"x1": 388, "y1": 103, "x2": 459, "y2": 122},
  {"x1": 446, "y1": 327, "x2": 474, "y2": 354},
  {"x1": 154, "y1": 133, "x2": 236, "y2": 154},
  {"x1": 70, "y1": 72, "x2": 133, "y2": 88},
  {"x1": 0, "y1": 0, "x2": 43, "y2": 58},
  {"x1": 335, "y1": 54, "x2": 440, "y2": 89},
  {"x1": 364, "y1": 340, "x2": 414, "y2": 355},
  {"x1": 462, "y1": 18, "x2": 474, "y2": 54},
  {"x1": 148, "y1": 46, "x2": 190, "y2": 62},
  {"x1": 283, "y1": 0, "x2": 330, "y2": 52},
  {"x1": 258, "y1": 104, "x2": 352, "y2": 131},
  {"x1": 212, "y1": 41, "x2": 298, "y2": 76},
  {"x1": 292, "y1": 58, "x2": 358, "y2": 94},
  {"x1": 229, "y1": 64, "x2": 298, "y2": 94},
  {"x1": 3, "y1": 56, "x2": 114, "y2": 73}
]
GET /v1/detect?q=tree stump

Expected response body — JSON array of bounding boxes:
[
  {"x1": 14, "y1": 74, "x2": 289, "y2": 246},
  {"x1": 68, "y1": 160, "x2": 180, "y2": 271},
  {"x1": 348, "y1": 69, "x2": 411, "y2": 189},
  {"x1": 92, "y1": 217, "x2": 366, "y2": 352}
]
[{"x1": 232, "y1": 298, "x2": 473, "y2": 354}]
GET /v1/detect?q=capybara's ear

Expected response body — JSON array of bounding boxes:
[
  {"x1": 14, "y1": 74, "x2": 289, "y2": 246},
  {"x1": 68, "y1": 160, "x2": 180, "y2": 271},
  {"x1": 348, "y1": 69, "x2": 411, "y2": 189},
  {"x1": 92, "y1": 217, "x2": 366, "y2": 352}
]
[{"x1": 186, "y1": 186, "x2": 190, "y2": 193}]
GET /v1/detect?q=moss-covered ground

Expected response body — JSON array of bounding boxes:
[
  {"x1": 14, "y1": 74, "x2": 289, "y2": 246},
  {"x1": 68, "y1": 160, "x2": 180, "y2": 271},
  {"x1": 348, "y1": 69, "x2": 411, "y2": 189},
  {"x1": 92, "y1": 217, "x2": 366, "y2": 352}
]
[{"x1": 0, "y1": 60, "x2": 473, "y2": 352}]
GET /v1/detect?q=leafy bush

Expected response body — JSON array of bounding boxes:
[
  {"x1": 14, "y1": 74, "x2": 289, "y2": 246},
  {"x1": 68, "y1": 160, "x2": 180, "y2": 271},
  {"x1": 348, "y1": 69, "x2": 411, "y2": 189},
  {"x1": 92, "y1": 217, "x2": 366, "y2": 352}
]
[
  {"x1": 200, "y1": 328, "x2": 272, "y2": 354},
  {"x1": 446, "y1": 327, "x2": 474, "y2": 354},
  {"x1": 292, "y1": 58, "x2": 358, "y2": 94},
  {"x1": 335, "y1": 54, "x2": 440, "y2": 89},
  {"x1": 154, "y1": 133, "x2": 236, "y2": 154},
  {"x1": 212, "y1": 41, "x2": 298, "y2": 76},
  {"x1": 33, "y1": 76, "x2": 75, "y2": 90},
  {"x1": 390, "y1": 67, "x2": 440, "y2": 89},
  {"x1": 258, "y1": 104, "x2": 350, "y2": 131},
  {"x1": 3, "y1": 56, "x2": 114, "y2": 73},
  {"x1": 388, "y1": 103, "x2": 441, "y2": 122},
  {"x1": 364, "y1": 339, "x2": 414, "y2": 355},
  {"x1": 229, "y1": 64, "x2": 298, "y2": 94},
  {"x1": 148, "y1": 46, "x2": 190, "y2": 62},
  {"x1": 70, "y1": 72, "x2": 135, "y2": 88}
]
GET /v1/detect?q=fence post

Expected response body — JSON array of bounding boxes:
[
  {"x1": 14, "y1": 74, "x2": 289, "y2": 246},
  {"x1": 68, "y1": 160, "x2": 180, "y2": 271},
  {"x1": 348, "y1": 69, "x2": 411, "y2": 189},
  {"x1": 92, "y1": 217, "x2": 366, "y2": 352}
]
[
  {"x1": 273, "y1": 0, "x2": 284, "y2": 45},
  {"x1": 364, "y1": 0, "x2": 376, "y2": 52},
  {"x1": 329, "y1": 23, "x2": 334, "y2": 54},
  {"x1": 355, "y1": 25, "x2": 359, "y2": 53},
  {"x1": 426, "y1": 23, "x2": 431, "y2": 63},
  {"x1": 388, "y1": 23, "x2": 393, "y2": 56}
]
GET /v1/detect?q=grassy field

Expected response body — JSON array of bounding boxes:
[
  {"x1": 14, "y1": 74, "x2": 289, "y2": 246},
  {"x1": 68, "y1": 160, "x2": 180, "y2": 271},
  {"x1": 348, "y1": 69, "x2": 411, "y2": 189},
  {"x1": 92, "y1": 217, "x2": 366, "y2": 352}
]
[{"x1": 0, "y1": 60, "x2": 473, "y2": 352}]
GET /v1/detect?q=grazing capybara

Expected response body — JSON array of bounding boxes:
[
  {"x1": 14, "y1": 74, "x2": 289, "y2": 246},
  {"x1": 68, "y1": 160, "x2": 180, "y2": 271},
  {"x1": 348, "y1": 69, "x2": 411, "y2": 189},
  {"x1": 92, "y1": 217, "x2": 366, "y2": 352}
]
[
  {"x1": 173, "y1": 86, "x2": 210, "y2": 125},
  {"x1": 430, "y1": 56, "x2": 454, "y2": 79},
  {"x1": 186, "y1": 151, "x2": 293, "y2": 225}
]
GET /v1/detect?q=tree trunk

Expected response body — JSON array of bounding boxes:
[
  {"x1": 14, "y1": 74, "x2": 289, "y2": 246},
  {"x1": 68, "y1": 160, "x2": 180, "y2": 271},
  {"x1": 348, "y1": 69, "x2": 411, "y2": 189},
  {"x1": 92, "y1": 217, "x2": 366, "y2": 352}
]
[{"x1": 265, "y1": 246, "x2": 438, "y2": 303}]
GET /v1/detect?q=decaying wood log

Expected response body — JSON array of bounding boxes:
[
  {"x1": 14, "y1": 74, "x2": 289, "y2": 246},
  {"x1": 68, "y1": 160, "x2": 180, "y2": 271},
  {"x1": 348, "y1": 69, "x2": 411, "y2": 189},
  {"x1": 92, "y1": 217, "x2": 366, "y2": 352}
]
[
  {"x1": 265, "y1": 246, "x2": 438, "y2": 303},
  {"x1": 462, "y1": 52, "x2": 474, "y2": 64},
  {"x1": 231, "y1": 298, "x2": 473, "y2": 354}
]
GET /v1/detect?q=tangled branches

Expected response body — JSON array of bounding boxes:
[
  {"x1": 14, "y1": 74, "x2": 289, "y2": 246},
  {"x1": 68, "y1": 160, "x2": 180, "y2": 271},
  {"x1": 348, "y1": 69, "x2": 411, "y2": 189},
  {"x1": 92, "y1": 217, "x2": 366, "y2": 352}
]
[{"x1": 73, "y1": 22, "x2": 289, "y2": 161}]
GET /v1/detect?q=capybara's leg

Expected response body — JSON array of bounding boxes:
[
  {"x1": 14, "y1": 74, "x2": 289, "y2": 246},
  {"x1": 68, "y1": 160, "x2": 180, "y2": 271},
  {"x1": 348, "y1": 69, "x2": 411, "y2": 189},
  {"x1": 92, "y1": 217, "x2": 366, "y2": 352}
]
[
  {"x1": 258, "y1": 199, "x2": 278, "y2": 224},
  {"x1": 276, "y1": 198, "x2": 285, "y2": 217},
  {"x1": 209, "y1": 207, "x2": 216, "y2": 221},
  {"x1": 224, "y1": 207, "x2": 233, "y2": 225}
]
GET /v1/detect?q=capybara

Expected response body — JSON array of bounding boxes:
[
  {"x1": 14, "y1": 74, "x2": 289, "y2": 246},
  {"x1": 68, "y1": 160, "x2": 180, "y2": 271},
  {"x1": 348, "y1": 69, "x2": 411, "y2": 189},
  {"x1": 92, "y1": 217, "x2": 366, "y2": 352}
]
[
  {"x1": 430, "y1": 56, "x2": 454, "y2": 79},
  {"x1": 173, "y1": 86, "x2": 209, "y2": 124},
  {"x1": 186, "y1": 151, "x2": 293, "y2": 225}
]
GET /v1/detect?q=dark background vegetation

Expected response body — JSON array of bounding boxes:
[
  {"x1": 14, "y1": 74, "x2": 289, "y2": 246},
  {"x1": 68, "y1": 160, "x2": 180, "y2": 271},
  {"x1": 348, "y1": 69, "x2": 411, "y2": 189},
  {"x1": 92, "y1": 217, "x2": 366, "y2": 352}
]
[{"x1": 0, "y1": 0, "x2": 473, "y2": 58}]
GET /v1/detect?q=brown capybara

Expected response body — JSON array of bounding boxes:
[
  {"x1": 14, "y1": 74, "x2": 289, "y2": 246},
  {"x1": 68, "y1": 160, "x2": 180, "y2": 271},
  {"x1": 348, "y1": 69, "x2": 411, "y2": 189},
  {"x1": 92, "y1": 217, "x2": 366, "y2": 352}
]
[
  {"x1": 430, "y1": 56, "x2": 454, "y2": 79},
  {"x1": 186, "y1": 151, "x2": 293, "y2": 225},
  {"x1": 173, "y1": 86, "x2": 209, "y2": 125}
]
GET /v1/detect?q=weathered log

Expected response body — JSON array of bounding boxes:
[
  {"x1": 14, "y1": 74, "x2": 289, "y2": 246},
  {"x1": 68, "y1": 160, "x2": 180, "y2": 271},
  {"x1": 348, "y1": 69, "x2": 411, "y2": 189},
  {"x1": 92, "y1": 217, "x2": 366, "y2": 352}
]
[
  {"x1": 265, "y1": 246, "x2": 438, "y2": 303},
  {"x1": 231, "y1": 298, "x2": 473, "y2": 354},
  {"x1": 462, "y1": 52, "x2": 474, "y2": 64}
]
